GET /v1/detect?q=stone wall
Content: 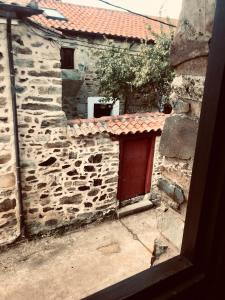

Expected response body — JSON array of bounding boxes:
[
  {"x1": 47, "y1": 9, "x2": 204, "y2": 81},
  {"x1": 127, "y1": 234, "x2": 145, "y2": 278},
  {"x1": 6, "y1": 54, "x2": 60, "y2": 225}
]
[
  {"x1": 0, "y1": 20, "x2": 21, "y2": 245},
  {"x1": 60, "y1": 37, "x2": 156, "y2": 119},
  {"x1": 157, "y1": 0, "x2": 215, "y2": 245},
  {"x1": 8, "y1": 22, "x2": 119, "y2": 236}
]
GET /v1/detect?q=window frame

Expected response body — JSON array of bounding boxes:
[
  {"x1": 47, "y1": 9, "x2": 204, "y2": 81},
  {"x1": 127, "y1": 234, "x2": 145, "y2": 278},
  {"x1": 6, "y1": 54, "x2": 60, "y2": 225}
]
[{"x1": 85, "y1": 1, "x2": 225, "y2": 299}]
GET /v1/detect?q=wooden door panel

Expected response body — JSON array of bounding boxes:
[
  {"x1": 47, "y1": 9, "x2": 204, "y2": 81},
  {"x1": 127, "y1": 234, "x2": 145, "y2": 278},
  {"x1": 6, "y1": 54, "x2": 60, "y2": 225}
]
[{"x1": 117, "y1": 134, "x2": 154, "y2": 201}]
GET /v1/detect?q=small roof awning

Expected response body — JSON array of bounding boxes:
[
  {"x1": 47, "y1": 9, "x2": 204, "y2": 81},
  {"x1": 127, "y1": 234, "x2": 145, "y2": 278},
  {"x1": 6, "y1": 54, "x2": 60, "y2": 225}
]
[{"x1": 68, "y1": 113, "x2": 167, "y2": 137}]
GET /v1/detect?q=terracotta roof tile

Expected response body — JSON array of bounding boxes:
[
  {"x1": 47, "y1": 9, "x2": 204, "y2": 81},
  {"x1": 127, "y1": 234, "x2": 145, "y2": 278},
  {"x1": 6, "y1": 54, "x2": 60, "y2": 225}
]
[
  {"x1": 3, "y1": 0, "x2": 177, "y2": 40},
  {"x1": 69, "y1": 112, "x2": 167, "y2": 137}
]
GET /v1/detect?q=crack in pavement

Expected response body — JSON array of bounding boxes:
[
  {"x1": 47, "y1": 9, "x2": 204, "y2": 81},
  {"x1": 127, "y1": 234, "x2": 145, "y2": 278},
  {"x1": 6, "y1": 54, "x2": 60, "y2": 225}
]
[{"x1": 119, "y1": 219, "x2": 153, "y2": 254}]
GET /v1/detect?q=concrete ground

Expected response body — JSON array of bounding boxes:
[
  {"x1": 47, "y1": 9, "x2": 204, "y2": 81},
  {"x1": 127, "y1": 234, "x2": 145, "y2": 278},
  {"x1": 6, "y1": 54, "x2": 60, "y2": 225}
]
[{"x1": 0, "y1": 209, "x2": 179, "y2": 300}]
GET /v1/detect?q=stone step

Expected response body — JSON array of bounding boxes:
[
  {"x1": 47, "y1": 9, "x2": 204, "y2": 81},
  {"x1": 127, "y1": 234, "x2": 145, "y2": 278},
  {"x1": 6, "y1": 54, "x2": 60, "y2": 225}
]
[{"x1": 118, "y1": 199, "x2": 153, "y2": 219}]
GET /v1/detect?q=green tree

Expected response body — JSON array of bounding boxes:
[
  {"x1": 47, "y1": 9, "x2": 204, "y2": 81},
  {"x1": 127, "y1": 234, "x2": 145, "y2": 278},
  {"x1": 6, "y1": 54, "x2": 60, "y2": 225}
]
[{"x1": 95, "y1": 27, "x2": 175, "y2": 113}]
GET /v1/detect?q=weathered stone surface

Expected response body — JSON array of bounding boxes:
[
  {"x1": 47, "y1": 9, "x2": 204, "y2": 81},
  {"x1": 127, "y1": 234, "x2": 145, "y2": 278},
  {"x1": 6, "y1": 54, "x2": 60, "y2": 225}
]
[
  {"x1": 39, "y1": 157, "x2": 57, "y2": 167},
  {"x1": 0, "y1": 173, "x2": 15, "y2": 189},
  {"x1": 28, "y1": 70, "x2": 61, "y2": 78},
  {"x1": 0, "y1": 134, "x2": 10, "y2": 143},
  {"x1": 20, "y1": 160, "x2": 36, "y2": 168},
  {"x1": 78, "y1": 186, "x2": 90, "y2": 191},
  {"x1": 60, "y1": 195, "x2": 82, "y2": 205},
  {"x1": 15, "y1": 85, "x2": 27, "y2": 93},
  {"x1": 84, "y1": 165, "x2": 95, "y2": 172},
  {"x1": 38, "y1": 86, "x2": 61, "y2": 95},
  {"x1": 75, "y1": 160, "x2": 82, "y2": 167},
  {"x1": 31, "y1": 42, "x2": 43, "y2": 47},
  {"x1": 41, "y1": 117, "x2": 66, "y2": 128},
  {"x1": 14, "y1": 59, "x2": 34, "y2": 68},
  {"x1": 105, "y1": 177, "x2": 118, "y2": 184},
  {"x1": 0, "y1": 153, "x2": 11, "y2": 164},
  {"x1": 0, "y1": 97, "x2": 6, "y2": 107},
  {"x1": 159, "y1": 115, "x2": 198, "y2": 159},
  {"x1": 0, "y1": 116, "x2": 8, "y2": 122},
  {"x1": 158, "y1": 178, "x2": 185, "y2": 204},
  {"x1": 0, "y1": 24, "x2": 123, "y2": 241},
  {"x1": 170, "y1": 0, "x2": 215, "y2": 67},
  {"x1": 0, "y1": 86, "x2": 5, "y2": 94},
  {"x1": 26, "y1": 175, "x2": 37, "y2": 182},
  {"x1": 172, "y1": 99, "x2": 190, "y2": 114},
  {"x1": 0, "y1": 199, "x2": 16, "y2": 212},
  {"x1": 88, "y1": 189, "x2": 99, "y2": 196},
  {"x1": 21, "y1": 103, "x2": 61, "y2": 111},
  {"x1": 88, "y1": 154, "x2": 102, "y2": 163},
  {"x1": 94, "y1": 179, "x2": 102, "y2": 186},
  {"x1": 25, "y1": 96, "x2": 53, "y2": 103},
  {"x1": 45, "y1": 219, "x2": 58, "y2": 226},
  {"x1": 15, "y1": 46, "x2": 32, "y2": 55},
  {"x1": 67, "y1": 169, "x2": 78, "y2": 176},
  {"x1": 84, "y1": 202, "x2": 92, "y2": 207},
  {"x1": 46, "y1": 141, "x2": 71, "y2": 148},
  {"x1": 12, "y1": 34, "x2": 24, "y2": 46}
]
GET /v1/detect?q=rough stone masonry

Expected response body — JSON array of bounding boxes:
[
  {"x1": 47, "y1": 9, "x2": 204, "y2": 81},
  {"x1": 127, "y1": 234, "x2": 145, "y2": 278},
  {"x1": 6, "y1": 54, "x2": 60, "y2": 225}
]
[
  {"x1": 0, "y1": 20, "x2": 20, "y2": 245},
  {"x1": 158, "y1": 0, "x2": 216, "y2": 225},
  {"x1": 0, "y1": 19, "x2": 121, "y2": 244}
]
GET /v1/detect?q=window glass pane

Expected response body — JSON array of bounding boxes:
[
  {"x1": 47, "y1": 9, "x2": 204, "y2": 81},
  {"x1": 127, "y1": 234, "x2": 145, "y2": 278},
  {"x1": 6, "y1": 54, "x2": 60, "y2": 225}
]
[{"x1": 42, "y1": 7, "x2": 67, "y2": 20}]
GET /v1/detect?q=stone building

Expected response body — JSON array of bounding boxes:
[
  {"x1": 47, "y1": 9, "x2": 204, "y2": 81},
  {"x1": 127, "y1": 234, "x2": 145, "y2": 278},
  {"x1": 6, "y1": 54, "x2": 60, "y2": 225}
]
[
  {"x1": 157, "y1": 0, "x2": 216, "y2": 248},
  {"x1": 3, "y1": 0, "x2": 176, "y2": 119},
  {"x1": 0, "y1": 2, "x2": 166, "y2": 246}
]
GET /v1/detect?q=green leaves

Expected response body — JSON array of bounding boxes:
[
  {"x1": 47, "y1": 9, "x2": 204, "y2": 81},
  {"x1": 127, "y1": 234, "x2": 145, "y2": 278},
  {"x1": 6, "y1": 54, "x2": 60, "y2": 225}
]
[{"x1": 95, "y1": 29, "x2": 175, "y2": 112}]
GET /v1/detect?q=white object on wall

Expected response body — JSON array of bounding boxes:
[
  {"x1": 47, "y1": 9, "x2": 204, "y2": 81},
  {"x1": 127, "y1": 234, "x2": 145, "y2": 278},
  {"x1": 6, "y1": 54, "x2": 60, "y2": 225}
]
[{"x1": 87, "y1": 97, "x2": 120, "y2": 118}]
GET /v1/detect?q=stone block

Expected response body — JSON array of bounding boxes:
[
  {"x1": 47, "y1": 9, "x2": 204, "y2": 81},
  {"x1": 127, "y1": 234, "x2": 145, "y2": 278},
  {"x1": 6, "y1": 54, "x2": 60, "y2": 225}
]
[
  {"x1": 60, "y1": 195, "x2": 82, "y2": 204},
  {"x1": 41, "y1": 116, "x2": 67, "y2": 128},
  {"x1": 28, "y1": 70, "x2": 61, "y2": 78},
  {"x1": 0, "y1": 153, "x2": 11, "y2": 164},
  {"x1": 46, "y1": 141, "x2": 71, "y2": 148},
  {"x1": 158, "y1": 178, "x2": 185, "y2": 204},
  {"x1": 172, "y1": 100, "x2": 190, "y2": 114},
  {"x1": 171, "y1": 75, "x2": 205, "y2": 102},
  {"x1": 0, "y1": 173, "x2": 15, "y2": 189},
  {"x1": 14, "y1": 46, "x2": 32, "y2": 55},
  {"x1": 38, "y1": 86, "x2": 61, "y2": 95},
  {"x1": 159, "y1": 115, "x2": 198, "y2": 159},
  {"x1": 0, "y1": 97, "x2": 6, "y2": 108},
  {"x1": 21, "y1": 103, "x2": 61, "y2": 111},
  {"x1": 190, "y1": 101, "x2": 202, "y2": 118},
  {"x1": 25, "y1": 96, "x2": 53, "y2": 103},
  {"x1": 0, "y1": 198, "x2": 16, "y2": 212},
  {"x1": 14, "y1": 59, "x2": 34, "y2": 68},
  {"x1": 118, "y1": 199, "x2": 153, "y2": 218}
]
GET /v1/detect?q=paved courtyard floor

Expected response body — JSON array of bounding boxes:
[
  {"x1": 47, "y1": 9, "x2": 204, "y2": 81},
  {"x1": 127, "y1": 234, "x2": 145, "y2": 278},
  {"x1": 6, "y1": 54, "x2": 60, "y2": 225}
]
[{"x1": 0, "y1": 209, "x2": 178, "y2": 300}]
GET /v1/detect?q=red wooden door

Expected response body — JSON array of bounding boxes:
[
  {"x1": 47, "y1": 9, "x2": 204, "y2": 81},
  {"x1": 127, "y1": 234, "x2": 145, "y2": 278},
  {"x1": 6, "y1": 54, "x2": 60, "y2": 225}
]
[{"x1": 117, "y1": 133, "x2": 156, "y2": 202}]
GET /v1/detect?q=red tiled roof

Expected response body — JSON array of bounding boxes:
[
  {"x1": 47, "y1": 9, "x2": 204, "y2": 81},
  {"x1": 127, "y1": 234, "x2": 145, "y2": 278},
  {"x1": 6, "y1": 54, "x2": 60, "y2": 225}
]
[
  {"x1": 4, "y1": 0, "x2": 177, "y2": 40},
  {"x1": 69, "y1": 112, "x2": 167, "y2": 137}
]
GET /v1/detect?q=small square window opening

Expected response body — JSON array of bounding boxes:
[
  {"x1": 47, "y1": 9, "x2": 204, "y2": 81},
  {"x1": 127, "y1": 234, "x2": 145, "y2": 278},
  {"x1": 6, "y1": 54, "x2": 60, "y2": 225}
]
[{"x1": 60, "y1": 48, "x2": 75, "y2": 69}]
